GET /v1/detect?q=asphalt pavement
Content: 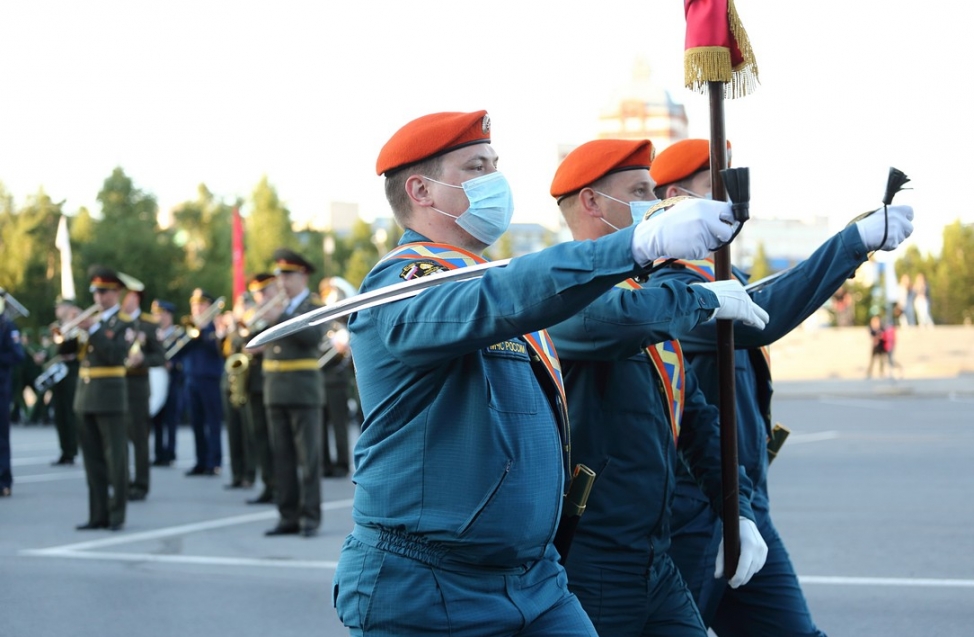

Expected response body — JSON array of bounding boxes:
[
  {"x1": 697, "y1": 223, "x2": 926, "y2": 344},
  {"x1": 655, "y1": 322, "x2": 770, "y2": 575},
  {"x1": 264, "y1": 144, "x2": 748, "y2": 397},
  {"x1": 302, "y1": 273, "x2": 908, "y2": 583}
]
[{"x1": 2, "y1": 387, "x2": 973, "y2": 637}]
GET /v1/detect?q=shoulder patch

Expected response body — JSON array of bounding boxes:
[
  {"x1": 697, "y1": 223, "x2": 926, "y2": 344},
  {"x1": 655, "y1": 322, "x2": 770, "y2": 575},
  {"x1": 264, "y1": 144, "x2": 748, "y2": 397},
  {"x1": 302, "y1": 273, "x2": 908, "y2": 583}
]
[{"x1": 400, "y1": 260, "x2": 446, "y2": 280}]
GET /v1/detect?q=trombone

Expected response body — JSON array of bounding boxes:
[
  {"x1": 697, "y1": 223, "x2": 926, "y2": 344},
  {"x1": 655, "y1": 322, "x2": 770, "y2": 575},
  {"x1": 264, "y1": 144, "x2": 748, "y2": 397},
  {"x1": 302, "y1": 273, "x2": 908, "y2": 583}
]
[
  {"x1": 165, "y1": 296, "x2": 225, "y2": 359},
  {"x1": 0, "y1": 288, "x2": 30, "y2": 318},
  {"x1": 51, "y1": 304, "x2": 101, "y2": 343},
  {"x1": 239, "y1": 289, "x2": 287, "y2": 338}
]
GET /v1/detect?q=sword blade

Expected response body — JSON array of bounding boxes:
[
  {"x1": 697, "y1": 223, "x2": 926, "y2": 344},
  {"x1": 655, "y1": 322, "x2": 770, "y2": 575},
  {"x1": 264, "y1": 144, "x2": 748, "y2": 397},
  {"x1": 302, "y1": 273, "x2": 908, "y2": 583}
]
[{"x1": 245, "y1": 258, "x2": 511, "y2": 349}]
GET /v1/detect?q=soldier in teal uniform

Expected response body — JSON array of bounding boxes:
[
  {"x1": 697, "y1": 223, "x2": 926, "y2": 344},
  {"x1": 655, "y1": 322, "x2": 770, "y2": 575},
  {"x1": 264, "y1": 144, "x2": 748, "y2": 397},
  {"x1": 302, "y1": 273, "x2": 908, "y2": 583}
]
[
  {"x1": 74, "y1": 266, "x2": 136, "y2": 530},
  {"x1": 331, "y1": 110, "x2": 750, "y2": 637},
  {"x1": 120, "y1": 274, "x2": 166, "y2": 501},
  {"x1": 258, "y1": 249, "x2": 324, "y2": 536},
  {"x1": 649, "y1": 139, "x2": 915, "y2": 637},
  {"x1": 546, "y1": 138, "x2": 770, "y2": 637}
]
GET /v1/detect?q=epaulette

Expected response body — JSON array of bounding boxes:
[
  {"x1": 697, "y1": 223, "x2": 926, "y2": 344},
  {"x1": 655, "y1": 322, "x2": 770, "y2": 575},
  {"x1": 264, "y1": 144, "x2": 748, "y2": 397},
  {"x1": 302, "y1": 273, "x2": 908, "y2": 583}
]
[
  {"x1": 118, "y1": 311, "x2": 134, "y2": 322},
  {"x1": 399, "y1": 260, "x2": 447, "y2": 280},
  {"x1": 139, "y1": 314, "x2": 159, "y2": 324}
]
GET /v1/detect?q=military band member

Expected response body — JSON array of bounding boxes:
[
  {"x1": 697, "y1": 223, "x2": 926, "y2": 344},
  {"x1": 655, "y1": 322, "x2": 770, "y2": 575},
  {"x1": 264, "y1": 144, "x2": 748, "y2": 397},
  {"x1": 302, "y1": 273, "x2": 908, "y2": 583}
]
[
  {"x1": 49, "y1": 298, "x2": 82, "y2": 465},
  {"x1": 259, "y1": 249, "x2": 324, "y2": 536},
  {"x1": 650, "y1": 139, "x2": 914, "y2": 637},
  {"x1": 1, "y1": 296, "x2": 25, "y2": 498},
  {"x1": 120, "y1": 275, "x2": 166, "y2": 501},
  {"x1": 75, "y1": 266, "x2": 135, "y2": 530},
  {"x1": 546, "y1": 139, "x2": 769, "y2": 636},
  {"x1": 332, "y1": 110, "x2": 745, "y2": 636},
  {"x1": 242, "y1": 273, "x2": 279, "y2": 505},
  {"x1": 219, "y1": 294, "x2": 255, "y2": 489},
  {"x1": 151, "y1": 300, "x2": 182, "y2": 467},
  {"x1": 317, "y1": 277, "x2": 353, "y2": 478},
  {"x1": 182, "y1": 289, "x2": 224, "y2": 477}
]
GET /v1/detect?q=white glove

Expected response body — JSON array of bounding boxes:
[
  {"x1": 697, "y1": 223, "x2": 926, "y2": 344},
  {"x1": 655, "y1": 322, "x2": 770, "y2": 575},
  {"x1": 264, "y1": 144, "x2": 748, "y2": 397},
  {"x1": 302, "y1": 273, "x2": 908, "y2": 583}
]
[
  {"x1": 631, "y1": 199, "x2": 739, "y2": 265},
  {"x1": 694, "y1": 280, "x2": 770, "y2": 329},
  {"x1": 715, "y1": 516, "x2": 768, "y2": 588},
  {"x1": 855, "y1": 205, "x2": 914, "y2": 251}
]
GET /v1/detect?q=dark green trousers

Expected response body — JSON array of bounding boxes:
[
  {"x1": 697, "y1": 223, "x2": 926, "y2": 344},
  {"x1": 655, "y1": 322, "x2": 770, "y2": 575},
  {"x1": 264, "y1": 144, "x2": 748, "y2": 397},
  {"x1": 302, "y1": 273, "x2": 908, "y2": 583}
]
[
  {"x1": 247, "y1": 391, "x2": 274, "y2": 493},
  {"x1": 52, "y1": 363, "x2": 79, "y2": 458},
  {"x1": 77, "y1": 411, "x2": 128, "y2": 527},
  {"x1": 268, "y1": 405, "x2": 321, "y2": 529}
]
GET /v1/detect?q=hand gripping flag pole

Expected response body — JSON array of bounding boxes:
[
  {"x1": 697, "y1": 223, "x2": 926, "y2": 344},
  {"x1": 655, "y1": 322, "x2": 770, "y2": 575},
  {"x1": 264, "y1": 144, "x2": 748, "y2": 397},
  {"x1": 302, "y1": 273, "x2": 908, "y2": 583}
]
[{"x1": 684, "y1": 0, "x2": 760, "y2": 580}]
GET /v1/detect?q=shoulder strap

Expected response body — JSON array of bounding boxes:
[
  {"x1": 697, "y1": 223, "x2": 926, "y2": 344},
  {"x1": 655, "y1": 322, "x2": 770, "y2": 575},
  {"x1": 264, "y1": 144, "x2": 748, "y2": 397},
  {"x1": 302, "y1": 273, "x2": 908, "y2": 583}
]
[{"x1": 615, "y1": 278, "x2": 685, "y2": 446}]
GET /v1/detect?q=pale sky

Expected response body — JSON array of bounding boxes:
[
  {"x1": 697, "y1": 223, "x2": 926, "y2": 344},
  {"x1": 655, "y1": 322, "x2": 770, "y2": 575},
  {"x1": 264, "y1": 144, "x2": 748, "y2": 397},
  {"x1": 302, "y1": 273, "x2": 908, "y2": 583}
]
[{"x1": 2, "y1": 0, "x2": 968, "y2": 256}]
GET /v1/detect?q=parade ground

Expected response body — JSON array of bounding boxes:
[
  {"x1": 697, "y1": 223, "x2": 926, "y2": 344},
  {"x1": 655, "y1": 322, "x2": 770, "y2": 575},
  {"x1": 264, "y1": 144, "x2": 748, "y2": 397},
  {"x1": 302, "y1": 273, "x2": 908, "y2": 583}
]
[{"x1": 2, "y1": 375, "x2": 973, "y2": 637}]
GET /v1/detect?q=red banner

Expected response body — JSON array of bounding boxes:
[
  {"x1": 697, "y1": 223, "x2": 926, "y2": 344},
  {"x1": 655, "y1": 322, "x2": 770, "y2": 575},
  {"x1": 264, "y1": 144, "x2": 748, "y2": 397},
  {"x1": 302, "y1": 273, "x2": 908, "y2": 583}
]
[
  {"x1": 232, "y1": 206, "x2": 246, "y2": 301},
  {"x1": 684, "y1": 0, "x2": 759, "y2": 98}
]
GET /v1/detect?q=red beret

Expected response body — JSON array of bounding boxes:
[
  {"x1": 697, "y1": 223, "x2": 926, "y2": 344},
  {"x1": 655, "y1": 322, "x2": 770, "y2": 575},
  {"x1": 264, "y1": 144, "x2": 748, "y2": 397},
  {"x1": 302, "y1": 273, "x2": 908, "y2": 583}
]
[
  {"x1": 550, "y1": 139, "x2": 655, "y2": 200},
  {"x1": 650, "y1": 138, "x2": 732, "y2": 188},
  {"x1": 376, "y1": 110, "x2": 492, "y2": 176}
]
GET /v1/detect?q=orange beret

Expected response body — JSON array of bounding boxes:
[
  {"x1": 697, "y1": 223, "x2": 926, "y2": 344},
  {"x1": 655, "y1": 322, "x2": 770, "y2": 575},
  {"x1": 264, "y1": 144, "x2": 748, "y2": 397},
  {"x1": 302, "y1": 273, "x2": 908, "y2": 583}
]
[
  {"x1": 550, "y1": 139, "x2": 655, "y2": 200},
  {"x1": 376, "y1": 110, "x2": 492, "y2": 176},
  {"x1": 650, "y1": 138, "x2": 732, "y2": 188}
]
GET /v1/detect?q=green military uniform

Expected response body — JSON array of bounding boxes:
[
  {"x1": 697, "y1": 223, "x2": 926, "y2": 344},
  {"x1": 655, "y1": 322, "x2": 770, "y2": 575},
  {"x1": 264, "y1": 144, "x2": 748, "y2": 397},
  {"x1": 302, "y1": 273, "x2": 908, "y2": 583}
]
[
  {"x1": 221, "y1": 327, "x2": 255, "y2": 488},
  {"x1": 264, "y1": 250, "x2": 325, "y2": 536},
  {"x1": 243, "y1": 273, "x2": 277, "y2": 505},
  {"x1": 50, "y1": 334, "x2": 81, "y2": 464},
  {"x1": 75, "y1": 287, "x2": 133, "y2": 530},
  {"x1": 124, "y1": 308, "x2": 166, "y2": 499}
]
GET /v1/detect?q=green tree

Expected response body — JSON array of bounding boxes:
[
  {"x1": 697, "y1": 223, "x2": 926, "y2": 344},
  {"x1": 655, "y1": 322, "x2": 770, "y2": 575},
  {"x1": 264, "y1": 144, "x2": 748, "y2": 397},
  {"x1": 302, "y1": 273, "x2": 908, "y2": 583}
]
[
  {"x1": 245, "y1": 176, "x2": 297, "y2": 275},
  {"x1": 749, "y1": 241, "x2": 772, "y2": 282},
  {"x1": 77, "y1": 168, "x2": 184, "y2": 313},
  {"x1": 931, "y1": 221, "x2": 974, "y2": 324},
  {"x1": 0, "y1": 188, "x2": 65, "y2": 329},
  {"x1": 171, "y1": 184, "x2": 236, "y2": 304}
]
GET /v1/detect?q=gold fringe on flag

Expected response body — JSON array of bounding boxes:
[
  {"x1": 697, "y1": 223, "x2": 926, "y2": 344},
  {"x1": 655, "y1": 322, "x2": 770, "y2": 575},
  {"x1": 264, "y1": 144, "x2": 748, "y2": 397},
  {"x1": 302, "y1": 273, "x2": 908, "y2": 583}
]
[{"x1": 685, "y1": 0, "x2": 759, "y2": 99}]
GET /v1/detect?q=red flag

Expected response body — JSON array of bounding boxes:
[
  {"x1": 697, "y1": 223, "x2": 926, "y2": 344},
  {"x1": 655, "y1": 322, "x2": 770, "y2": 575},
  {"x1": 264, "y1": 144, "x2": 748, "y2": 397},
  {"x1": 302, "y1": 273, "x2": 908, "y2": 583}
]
[
  {"x1": 232, "y1": 206, "x2": 246, "y2": 301},
  {"x1": 684, "y1": 0, "x2": 759, "y2": 98}
]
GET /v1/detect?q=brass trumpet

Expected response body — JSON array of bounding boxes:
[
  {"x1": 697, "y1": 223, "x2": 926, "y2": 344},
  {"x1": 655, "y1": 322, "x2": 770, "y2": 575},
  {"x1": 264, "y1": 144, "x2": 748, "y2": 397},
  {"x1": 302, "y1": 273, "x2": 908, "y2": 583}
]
[
  {"x1": 239, "y1": 289, "x2": 287, "y2": 337},
  {"x1": 165, "y1": 297, "x2": 226, "y2": 359},
  {"x1": 51, "y1": 304, "x2": 101, "y2": 343}
]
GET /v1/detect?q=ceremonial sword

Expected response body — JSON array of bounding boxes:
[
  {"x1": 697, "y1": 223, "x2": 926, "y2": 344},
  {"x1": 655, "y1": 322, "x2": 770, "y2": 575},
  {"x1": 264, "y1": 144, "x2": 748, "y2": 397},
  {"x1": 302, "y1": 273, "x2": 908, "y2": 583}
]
[{"x1": 245, "y1": 258, "x2": 512, "y2": 349}]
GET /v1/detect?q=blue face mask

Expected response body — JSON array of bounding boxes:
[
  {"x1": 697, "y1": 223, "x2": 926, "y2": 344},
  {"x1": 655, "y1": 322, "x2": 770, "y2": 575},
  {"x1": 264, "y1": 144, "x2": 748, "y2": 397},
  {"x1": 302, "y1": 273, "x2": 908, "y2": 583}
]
[
  {"x1": 424, "y1": 172, "x2": 515, "y2": 246},
  {"x1": 595, "y1": 191, "x2": 658, "y2": 226}
]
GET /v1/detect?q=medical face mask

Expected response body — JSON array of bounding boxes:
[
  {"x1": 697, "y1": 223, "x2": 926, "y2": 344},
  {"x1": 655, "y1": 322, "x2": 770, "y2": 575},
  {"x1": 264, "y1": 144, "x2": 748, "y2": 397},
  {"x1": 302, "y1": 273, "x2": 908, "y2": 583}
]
[
  {"x1": 595, "y1": 191, "x2": 658, "y2": 225},
  {"x1": 424, "y1": 172, "x2": 515, "y2": 245}
]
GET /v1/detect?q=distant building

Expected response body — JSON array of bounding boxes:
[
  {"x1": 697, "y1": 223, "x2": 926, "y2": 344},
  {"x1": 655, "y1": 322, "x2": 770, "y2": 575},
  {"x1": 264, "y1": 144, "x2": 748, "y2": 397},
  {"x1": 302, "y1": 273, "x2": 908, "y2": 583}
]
[
  {"x1": 734, "y1": 216, "x2": 832, "y2": 273},
  {"x1": 502, "y1": 223, "x2": 557, "y2": 258},
  {"x1": 596, "y1": 58, "x2": 689, "y2": 150}
]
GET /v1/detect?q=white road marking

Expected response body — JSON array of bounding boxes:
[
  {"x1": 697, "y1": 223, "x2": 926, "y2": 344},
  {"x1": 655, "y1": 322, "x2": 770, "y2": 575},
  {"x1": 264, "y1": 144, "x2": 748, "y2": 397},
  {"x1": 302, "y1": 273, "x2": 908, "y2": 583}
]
[
  {"x1": 801, "y1": 575, "x2": 974, "y2": 588},
  {"x1": 25, "y1": 549, "x2": 340, "y2": 570},
  {"x1": 15, "y1": 471, "x2": 86, "y2": 483},
  {"x1": 785, "y1": 431, "x2": 840, "y2": 444},
  {"x1": 22, "y1": 499, "x2": 355, "y2": 553},
  {"x1": 818, "y1": 397, "x2": 895, "y2": 409},
  {"x1": 12, "y1": 455, "x2": 63, "y2": 467}
]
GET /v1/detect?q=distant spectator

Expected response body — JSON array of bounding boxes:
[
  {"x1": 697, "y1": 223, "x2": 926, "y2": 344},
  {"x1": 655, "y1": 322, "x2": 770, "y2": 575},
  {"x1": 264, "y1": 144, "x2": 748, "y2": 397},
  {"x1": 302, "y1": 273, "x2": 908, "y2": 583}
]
[
  {"x1": 913, "y1": 273, "x2": 934, "y2": 328},
  {"x1": 883, "y1": 312, "x2": 904, "y2": 379},
  {"x1": 832, "y1": 286, "x2": 855, "y2": 327},
  {"x1": 866, "y1": 315, "x2": 887, "y2": 378},
  {"x1": 897, "y1": 274, "x2": 916, "y2": 326}
]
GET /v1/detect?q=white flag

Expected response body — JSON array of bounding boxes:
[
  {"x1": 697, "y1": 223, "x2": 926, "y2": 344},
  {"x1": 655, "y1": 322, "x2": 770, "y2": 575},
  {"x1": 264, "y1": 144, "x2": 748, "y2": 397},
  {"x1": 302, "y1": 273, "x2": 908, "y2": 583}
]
[{"x1": 55, "y1": 215, "x2": 76, "y2": 301}]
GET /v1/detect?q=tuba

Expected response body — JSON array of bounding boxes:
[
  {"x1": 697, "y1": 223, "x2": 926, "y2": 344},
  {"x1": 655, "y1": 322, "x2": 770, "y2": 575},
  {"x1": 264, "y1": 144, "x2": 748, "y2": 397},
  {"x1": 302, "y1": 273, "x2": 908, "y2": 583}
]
[{"x1": 224, "y1": 353, "x2": 250, "y2": 407}]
